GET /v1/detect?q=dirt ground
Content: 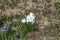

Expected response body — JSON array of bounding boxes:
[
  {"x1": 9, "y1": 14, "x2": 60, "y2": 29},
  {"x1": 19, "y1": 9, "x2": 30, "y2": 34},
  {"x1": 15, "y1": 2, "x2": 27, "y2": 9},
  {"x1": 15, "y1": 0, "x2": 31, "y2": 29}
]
[{"x1": 0, "y1": 0, "x2": 60, "y2": 40}]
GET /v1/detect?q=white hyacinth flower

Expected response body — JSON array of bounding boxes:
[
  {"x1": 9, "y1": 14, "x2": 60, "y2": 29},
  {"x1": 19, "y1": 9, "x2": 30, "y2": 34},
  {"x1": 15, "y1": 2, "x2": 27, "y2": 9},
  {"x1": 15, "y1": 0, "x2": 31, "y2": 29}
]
[{"x1": 21, "y1": 12, "x2": 35, "y2": 24}]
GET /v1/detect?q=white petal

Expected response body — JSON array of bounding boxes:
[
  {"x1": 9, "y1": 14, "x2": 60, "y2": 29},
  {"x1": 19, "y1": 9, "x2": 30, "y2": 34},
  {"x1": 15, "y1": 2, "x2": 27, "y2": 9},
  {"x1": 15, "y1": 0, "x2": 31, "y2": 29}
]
[
  {"x1": 29, "y1": 12, "x2": 34, "y2": 16},
  {"x1": 21, "y1": 19, "x2": 26, "y2": 23}
]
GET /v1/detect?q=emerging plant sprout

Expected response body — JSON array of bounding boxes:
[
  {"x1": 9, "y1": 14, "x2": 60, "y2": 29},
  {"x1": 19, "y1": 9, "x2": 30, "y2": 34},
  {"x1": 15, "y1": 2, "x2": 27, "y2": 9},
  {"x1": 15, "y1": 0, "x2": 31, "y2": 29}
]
[{"x1": 21, "y1": 12, "x2": 35, "y2": 24}]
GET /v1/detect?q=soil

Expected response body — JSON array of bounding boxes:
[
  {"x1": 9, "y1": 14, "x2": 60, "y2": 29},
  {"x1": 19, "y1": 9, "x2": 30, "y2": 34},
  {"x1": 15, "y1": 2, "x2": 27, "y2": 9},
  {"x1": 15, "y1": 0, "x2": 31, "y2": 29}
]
[{"x1": 0, "y1": 0, "x2": 60, "y2": 40}]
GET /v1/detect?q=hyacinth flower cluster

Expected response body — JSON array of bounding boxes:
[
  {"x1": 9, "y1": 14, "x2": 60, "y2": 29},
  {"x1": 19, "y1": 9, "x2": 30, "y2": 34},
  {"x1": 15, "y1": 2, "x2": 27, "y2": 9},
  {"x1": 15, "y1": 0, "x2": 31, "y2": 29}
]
[
  {"x1": 19, "y1": 12, "x2": 35, "y2": 40},
  {"x1": 21, "y1": 12, "x2": 35, "y2": 24},
  {"x1": 0, "y1": 26, "x2": 8, "y2": 31},
  {"x1": 16, "y1": 37, "x2": 20, "y2": 40}
]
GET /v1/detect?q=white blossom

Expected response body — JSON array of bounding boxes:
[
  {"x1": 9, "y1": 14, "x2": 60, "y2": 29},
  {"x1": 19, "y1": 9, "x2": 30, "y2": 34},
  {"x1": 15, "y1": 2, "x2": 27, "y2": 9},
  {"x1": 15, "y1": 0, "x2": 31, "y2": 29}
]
[
  {"x1": 21, "y1": 12, "x2": 35, "y2": 24},
  {"x1": 21, "y1": 18, "x2": 26, "y2": 23}
]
